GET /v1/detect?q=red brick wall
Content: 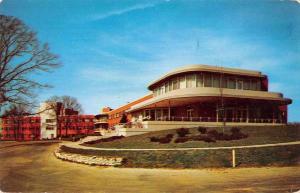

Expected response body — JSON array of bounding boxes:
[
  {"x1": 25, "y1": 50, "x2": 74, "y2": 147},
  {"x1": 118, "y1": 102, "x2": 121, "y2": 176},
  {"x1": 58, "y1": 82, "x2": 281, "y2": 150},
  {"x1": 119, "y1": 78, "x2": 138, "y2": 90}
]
[
  {"x1": 58, "y1": 115, "x2": 95, "y2": 136},
  {"x1": 1, "y1": 116, "x2": 41, "y2": 141},
  {"x1": 107, "y1": 94, "x2": 153, "y2": 128}
]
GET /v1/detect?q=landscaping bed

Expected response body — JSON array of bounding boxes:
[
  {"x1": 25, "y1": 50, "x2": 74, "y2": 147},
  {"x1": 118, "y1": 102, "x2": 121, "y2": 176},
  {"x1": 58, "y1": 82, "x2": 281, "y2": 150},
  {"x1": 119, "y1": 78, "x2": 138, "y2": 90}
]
[{"x1": 83, "y1": 125, "x2": 300, "y2": 149}]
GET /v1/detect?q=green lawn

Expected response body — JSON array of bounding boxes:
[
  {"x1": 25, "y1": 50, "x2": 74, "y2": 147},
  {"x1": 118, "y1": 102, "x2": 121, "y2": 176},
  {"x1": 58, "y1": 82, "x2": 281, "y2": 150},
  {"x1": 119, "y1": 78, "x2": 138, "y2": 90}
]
[{"x1": 84, "y1": 125, "x2": 300, "y2": 149}]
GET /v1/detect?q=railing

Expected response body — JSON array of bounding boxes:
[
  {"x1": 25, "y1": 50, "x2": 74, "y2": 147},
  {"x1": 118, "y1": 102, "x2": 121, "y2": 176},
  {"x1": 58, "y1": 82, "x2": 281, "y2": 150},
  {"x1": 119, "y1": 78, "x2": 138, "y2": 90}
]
[{"x1": 147, "y1": 116, "x2": 283, "y2": 124}]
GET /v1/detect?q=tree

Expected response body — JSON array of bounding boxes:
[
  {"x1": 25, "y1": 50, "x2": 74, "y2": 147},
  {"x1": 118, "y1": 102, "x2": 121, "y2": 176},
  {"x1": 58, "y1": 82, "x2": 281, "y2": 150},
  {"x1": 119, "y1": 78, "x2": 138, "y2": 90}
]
[
  {"x1": 0, "y1": 15, "x2": 60, "y2": 108},
  {"x1": 47, "y1": 95, "x2": 83, "y2": 113},
  {"x1": 119, "y1": 114, "x2": 128, "y2": 124}
]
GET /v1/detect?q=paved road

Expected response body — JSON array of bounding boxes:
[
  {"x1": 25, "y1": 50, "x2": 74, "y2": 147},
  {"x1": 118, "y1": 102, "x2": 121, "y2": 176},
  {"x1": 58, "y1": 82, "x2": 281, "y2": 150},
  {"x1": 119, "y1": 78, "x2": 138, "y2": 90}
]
[
  {"x1": 64, "y1": 140, "x2": 300, "y2": 151},
  {"x1": 0, "y1": 143, "x2": 299, "y2": 193}
]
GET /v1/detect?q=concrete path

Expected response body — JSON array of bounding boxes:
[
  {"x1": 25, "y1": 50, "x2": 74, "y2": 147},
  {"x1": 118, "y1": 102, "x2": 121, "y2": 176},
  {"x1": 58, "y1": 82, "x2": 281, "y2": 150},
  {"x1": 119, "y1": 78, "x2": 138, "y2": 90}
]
[{"x1": 62, "y1": 139, "x2": 300, "y2": 151}]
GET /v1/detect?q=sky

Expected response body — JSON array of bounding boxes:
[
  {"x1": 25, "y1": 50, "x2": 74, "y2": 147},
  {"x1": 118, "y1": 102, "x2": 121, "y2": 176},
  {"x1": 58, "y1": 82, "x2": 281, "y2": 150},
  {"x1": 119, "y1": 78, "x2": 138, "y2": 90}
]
[{"x1": 0, "y1": 0, "x2": 299, "y2": 121}]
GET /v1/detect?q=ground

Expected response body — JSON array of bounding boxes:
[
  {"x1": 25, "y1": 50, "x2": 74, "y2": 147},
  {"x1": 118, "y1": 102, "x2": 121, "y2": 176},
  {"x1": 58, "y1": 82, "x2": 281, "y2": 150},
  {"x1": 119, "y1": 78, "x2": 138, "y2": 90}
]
[{"x1": 0, "y1": 143, "x2": 299, "y2": 193}]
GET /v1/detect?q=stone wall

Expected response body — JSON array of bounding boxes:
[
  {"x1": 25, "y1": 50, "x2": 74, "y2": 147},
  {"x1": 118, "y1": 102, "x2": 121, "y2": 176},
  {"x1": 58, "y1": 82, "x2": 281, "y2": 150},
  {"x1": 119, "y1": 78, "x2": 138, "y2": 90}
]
[{"x1": 54, "y1": 149, "x2": 123, "y2": 166}]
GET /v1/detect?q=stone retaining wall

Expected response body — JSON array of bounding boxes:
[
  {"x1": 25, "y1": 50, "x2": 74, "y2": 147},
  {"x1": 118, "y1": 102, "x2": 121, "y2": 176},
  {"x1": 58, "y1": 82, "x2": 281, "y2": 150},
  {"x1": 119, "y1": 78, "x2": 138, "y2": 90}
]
[{"x1": 54, "y1": 148, "x2": 123, "y2": 166}]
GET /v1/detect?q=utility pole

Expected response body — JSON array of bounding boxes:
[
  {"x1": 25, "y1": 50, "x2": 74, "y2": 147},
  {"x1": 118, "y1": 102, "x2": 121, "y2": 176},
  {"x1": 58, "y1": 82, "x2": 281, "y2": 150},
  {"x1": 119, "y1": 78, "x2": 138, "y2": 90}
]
[{"x1": 218, "y1": 66, "x2": 226, "y2": 133}]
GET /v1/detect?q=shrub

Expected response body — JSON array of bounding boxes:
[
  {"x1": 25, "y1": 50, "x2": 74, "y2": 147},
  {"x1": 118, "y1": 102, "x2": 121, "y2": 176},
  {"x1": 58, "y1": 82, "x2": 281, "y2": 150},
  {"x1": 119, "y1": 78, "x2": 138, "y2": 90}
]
[
  {"x1": 202, "y1": 136, "x2": 216, "y2": 143},
  {"x1": 197, "y1": 127, "x2": 207, "y2": 134},
  {"x1": 150, "y1": 137, "x2": 159, "y2": 142},
  {"x1": 176, "y1": 128, "x2": 190, "y2": 137},
  {"x1": 166, "y1": 134, "x2": 174, "y2": 139},
  {"x1": 207, "y1": 129, "x2": 219, "y2": 138},
  {"x1": 174, "y1": 137, "x2": 190, "y2": 143},
  {"x1": 231, "y1": 127, "x2": 241, "y2": 134},
  {"x1": 158, "y1": 137, "x2": 172, "y2": 144}
]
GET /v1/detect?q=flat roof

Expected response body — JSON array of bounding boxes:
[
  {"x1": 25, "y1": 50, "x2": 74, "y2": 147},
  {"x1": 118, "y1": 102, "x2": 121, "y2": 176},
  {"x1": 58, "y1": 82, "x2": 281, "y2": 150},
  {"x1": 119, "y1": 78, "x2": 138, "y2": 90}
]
[{"x1": 148, "y1": 64, "x2": 264, "y2": 90}]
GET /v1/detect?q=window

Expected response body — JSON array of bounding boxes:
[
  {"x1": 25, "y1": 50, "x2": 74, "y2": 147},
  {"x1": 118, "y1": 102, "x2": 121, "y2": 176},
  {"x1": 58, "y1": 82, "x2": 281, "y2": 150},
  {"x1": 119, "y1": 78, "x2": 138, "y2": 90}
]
[
  {"x1": 212, "y1": 75, "x2": 220, "y2": 88},
  {"x1": 46, "y1": 126, "x2": 54, "y2": 130},
  {"x1": 179, "y1": 76, "x2": 185, "y2": 88},
  {"x1": 46, "y1": 119, "x2": 55, "y2": 123},
  {"x1": 186, "y1": 74, "x2": 195, "y2": 88},
  {"x1": 172, "y1": 78, "x2": 179, "y2": 90},
  {"x1": 228, "y1": 78, "x2": 236, "y2": 89},
  {"x1": 204, "y1": 73, "x2": 212, "y2": 87},
  {"x1": 250, "y1": 80, "x2": 257, "y2": 90},
  {"x1": 237, "y1": 80, "x2": 243, "y2": 90},
  {"x1": 165, "y1": 83, "x2": 169, "y2": 93},
  {"x1": 196, "y1": 74, "x2": 203, "y2": 87},
  {"x1": 243, "y1": 80, "x2": 250, "y2": 90}
]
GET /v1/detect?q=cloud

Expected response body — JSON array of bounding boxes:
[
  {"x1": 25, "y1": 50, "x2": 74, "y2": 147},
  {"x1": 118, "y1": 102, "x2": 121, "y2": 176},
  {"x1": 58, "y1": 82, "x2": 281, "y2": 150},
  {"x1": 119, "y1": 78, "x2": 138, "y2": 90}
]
[
  {"x1": 91, "y1": 3, "x2": 157, "y2": 21},
  {"x1": 0, "y1": 0, "x2": 3, "y2": 3}
]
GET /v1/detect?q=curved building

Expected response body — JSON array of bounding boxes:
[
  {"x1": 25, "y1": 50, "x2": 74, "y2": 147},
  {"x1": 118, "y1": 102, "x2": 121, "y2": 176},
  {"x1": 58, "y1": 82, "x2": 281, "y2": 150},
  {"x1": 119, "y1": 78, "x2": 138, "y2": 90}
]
[{"x1": 120, "y1": 64, "x2": 292, "y2": 135}]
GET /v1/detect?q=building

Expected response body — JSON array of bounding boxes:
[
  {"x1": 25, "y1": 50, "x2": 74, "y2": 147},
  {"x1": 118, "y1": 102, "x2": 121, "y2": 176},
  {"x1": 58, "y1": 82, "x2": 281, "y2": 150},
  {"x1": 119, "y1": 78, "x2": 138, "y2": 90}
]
[
  {"x1": 106, "y1": 94, "x2": 153, "y2": 128},
  {"x1": 1, "y1": 102, "x2": 95, "y2": 141},
  {"x1": 39, "y1": 102, "x2": 94, "y2": 139},
  {"x1": 94, "y1": 107, "x2": 111, "y2": 133},
  {"x1": 114, "y1": 65, "x2": 292, "y2": 136},
  {"x1": 1, "y1": 116, "x2": 41, "y2": 141}
]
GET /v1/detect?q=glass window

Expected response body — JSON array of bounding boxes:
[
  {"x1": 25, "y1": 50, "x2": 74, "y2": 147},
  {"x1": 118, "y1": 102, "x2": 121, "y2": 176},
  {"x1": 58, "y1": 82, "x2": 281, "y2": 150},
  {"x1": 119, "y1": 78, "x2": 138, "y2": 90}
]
[
  {"x1": 250, "y1": 80, "x2": 257, "y2": 90},
  {"x1": 228, "y1": 78, "x2": 236, "y2": 89},
  {"x1": 204, "y1": 73, "x2": 212, "y2": 87},
  {"x1": 196, "y1": 74, "x2": 203, "y2": 87},
  {"x1": 179, "y1": 76, "x2": 185, "y2": 89},
  {"x1": 186, "y1": 74, "x2": 195, "y2": 88},
  {"x1": 169, "y1": 81, "x2": 173, "y2": 91},
  {"x1": 212, "y1": 75, "x2": 220, "y2": 88},
  {"x1": 165, "y1": 83, "x2": 169, "y2": 93},
  {"x1": 172, "y1": 78, "x2": 179, "y2": 90},
  {"x1": 237, "y1": 80, "x2": 243, "y2": 90},
  {"x1": 243, "y1": 80, "x2": 250, "y2": 90}
]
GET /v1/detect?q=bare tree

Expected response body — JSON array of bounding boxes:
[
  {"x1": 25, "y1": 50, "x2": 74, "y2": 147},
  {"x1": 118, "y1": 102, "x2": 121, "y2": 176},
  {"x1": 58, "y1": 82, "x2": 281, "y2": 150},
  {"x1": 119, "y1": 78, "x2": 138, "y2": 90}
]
[
  {"x1": 47, "y1": 95, "x2": 83, "y2": 113},
  {"x1": 0, "y1": 15, "x2": 60, "y2": 108}
]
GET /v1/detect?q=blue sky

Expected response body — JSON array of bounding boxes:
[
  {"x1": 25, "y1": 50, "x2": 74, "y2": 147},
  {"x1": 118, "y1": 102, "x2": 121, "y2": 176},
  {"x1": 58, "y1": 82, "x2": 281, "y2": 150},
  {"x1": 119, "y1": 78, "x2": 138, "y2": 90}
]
[{"x1": 0, "y1": 0, "x2": 299, "y2": 121}]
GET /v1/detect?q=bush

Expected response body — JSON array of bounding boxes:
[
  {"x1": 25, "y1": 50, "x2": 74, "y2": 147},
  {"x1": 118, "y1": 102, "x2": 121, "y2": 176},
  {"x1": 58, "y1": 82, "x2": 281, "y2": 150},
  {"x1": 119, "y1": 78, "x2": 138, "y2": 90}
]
[
  {"x1": 166, "y1": 134, "x2": 174, "y2": 139},
  {"x1": 202, "y1": 136, "x2": 216, "y2": 143},
  {"x1": 176, "y1": 128, "x2": 190, "y2": 137},
  {"x1": 231, "y1": 127, "x2": 241, "y2": 134},
  {"x1": 174, "y1": 137, "x2": 190, "y2": 143},
  {"x1": 207, "y1": 130, "x2": 219, "y2": 138},
  {"x1": 158, "y1": 137, "x2": 172, "y2": 144},
  {"x1": 150, "y1": 137, "x2": 159, "y2": 142},
  {"x1": 198, "y1": 127, "x2": 207, "y2": 134},
  {"x1": 149, "y1": 134, "x2": 173, "y2": 144}
]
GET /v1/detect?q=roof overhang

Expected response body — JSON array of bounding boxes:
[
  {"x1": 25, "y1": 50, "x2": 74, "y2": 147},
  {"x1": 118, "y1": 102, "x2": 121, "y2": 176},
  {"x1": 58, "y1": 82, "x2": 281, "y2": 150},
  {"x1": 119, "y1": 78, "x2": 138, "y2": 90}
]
[
  {"x1": 127, "y1": 87, "x2": 292, "y2": 112},
  {"x1": 148, "y1": 64, "x2": 265, "y2": 90}
]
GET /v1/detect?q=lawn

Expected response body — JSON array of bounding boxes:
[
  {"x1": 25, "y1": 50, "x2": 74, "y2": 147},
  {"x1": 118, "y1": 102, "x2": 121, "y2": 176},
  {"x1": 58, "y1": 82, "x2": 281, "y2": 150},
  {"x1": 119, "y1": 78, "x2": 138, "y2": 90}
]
[
  {"x1": 59, "y1": 125, "x2": 300, "y2": 168},
  {"x1": 84, "y1": 125, "x2": 300, "y2": 149}
]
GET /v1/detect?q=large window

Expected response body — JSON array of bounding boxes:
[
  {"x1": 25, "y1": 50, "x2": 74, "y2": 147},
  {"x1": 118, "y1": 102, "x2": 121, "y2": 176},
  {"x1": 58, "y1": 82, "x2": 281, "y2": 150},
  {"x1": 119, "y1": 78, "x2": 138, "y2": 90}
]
[
  {"x1": 212, "y1": 74, "x2": 220, "y2": 88},
  {"x1": 186, "y1": 74, "x2": 195, "y2": 88},
  {"x1": 237, "y1": 80, "x2": 243, "y2": 90},
  {"x1": 228, "y1": 78, "x2": 236, "y2": 89},
  {"x1": 196, "y1": 74, "x2": 203, "y2": 87},
  {"x1": 172, "y1": 78, "x2": 179, "y2": 90},
  {"x1": 243, "y1": 80, "x2": 250, "y2": 90},
  {"x1": 204, "y1": 73, "x2": 212, "y2": 87}
]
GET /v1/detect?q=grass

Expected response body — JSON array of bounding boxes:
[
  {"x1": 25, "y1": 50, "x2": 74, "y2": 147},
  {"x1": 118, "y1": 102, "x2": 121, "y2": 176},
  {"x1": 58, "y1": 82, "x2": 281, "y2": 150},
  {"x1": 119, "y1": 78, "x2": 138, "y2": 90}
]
[
  {"x1": 84, "y1": 125, "x2": 300, "y2": 149},
  {"x1": 60, "y1": 144, "x2": 300, "y2": 168}
]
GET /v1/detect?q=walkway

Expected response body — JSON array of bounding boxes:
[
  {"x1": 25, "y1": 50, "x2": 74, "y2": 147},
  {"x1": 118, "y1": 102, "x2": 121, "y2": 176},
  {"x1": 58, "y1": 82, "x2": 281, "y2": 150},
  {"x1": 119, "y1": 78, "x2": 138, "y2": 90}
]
[{"x1": 62, "y1": 140, "x2": 300, "y2": 151}]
